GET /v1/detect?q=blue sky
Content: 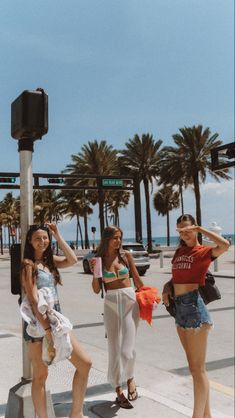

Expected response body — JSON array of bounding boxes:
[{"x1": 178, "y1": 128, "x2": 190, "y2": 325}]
[{"x1": 0, "y1": 0, "x2": 234, "y2": 239}]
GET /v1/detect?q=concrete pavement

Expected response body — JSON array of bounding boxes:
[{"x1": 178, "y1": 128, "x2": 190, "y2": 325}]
[{"x1": 0, "y1": 246, "x2": 234, "y2": 417}]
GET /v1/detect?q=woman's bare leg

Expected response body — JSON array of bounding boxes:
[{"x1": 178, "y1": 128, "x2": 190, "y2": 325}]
[
  {"x1": 28, "y1": 342, "x2": 48, "y2": 418},
  {"x1": 177, "y1": 325, "x2": 212, "y2": 418},
  {"x1": 68, "y1": 333, "x2": 92, "y2": 418}
]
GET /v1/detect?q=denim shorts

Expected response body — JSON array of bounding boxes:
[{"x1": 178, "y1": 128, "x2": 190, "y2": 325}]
[
  {"x1": 174, "y1": 290, "x2": 213, "y2": 329},
  {"x1": 23, "y1": 302, "x2": 61, "y2": 343}
]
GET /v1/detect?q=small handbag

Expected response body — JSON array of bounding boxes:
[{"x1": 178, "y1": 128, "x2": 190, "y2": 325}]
[{"x1": 164, "y1": 271, "x2": 221, "y2": 317}]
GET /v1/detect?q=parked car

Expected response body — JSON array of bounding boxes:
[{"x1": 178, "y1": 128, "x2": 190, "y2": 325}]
[{"x1": 82, "y1": 242, "x2": 150, "y2": 276}]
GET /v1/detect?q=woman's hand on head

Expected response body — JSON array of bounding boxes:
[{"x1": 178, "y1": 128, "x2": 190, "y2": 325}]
[{"x1": 46, "y1": 223, "x2": 59, "y2": 237}]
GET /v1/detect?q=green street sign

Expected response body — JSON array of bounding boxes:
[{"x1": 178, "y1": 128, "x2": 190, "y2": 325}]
[{"x1": 102, "y1": 179, "x2": 124, "y2": 187}]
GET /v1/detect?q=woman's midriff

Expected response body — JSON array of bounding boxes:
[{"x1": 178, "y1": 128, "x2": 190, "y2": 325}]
[
  {"x1": 105, "y1": 277, "x2": 132, "y2": 290},
  {"x1": 174, "y1": 283, "x2": 199, "y2": 296}
]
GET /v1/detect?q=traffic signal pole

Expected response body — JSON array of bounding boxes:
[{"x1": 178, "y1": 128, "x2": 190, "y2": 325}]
[
  {"x1": 133, "y1": 175, "x2": 142, "y2": 243},
  {"x1": 19, "y1": 141, "x2": 34, "y2": 380},
  {"x1": 6, "y1": 89, "x2": 55, "y2": 418}
]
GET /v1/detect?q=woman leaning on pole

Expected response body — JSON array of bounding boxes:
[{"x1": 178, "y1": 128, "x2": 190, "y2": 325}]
[{"x1": 21, "y1": 223, "x2": 91, "y2": 418}]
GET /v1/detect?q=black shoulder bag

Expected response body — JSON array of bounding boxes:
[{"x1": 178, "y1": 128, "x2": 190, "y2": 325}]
[{"x1": 199, "y1": 270, "x2": 221, "y2": 305}]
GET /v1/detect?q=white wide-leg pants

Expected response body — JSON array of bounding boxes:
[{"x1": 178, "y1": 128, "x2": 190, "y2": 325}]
[{"x1": 104, "y1": 287, "x2": 140, "y2": 388}]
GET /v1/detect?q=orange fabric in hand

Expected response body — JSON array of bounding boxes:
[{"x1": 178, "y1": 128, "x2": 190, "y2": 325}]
[{"x1": 136, "y1": 286, "x2": 161, "y2": 325}]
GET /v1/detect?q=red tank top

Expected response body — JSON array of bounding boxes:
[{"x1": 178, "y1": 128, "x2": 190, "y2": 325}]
[{"x1": 172, "y1": 245, "x2": 214, "y2": 286}]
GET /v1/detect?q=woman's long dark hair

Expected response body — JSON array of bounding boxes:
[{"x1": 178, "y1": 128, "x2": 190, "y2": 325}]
[
  {"x1": 176, "y1": 214, "x2": 197, "y2": 246},
  {"x1": 23, "y1": 224, "x2": 61, "y2": 285}
]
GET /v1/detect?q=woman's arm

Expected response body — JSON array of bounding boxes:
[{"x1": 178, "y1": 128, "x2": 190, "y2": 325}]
[
  {"x1": 125, "y1": 251, "x2": 144, "y2": 289},
  {"x1": 198, "y1": 226, "x2": 230, "y2": 257},
  {"x1": 47, "y1": 223, "x2": 77, "y2": 268},
  {"x1": 22, "y1": 261, "x2": 51, "y2": 331},
  {"x1": 177, "y1": 225, "x2": 230, "y2": 258},
  {"x1": 92, "y1": 277, "x2": 102, "y2": 294}
]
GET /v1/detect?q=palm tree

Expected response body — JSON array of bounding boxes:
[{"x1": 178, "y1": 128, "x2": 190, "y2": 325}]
[
  {"x1": 169, "y1": 125, "x2": 231, "y2": 230},
  {"x1": 64, "y1": 140, "x2": 120, "y2": 235},
  {"x1": 153, "y1": 186, "x2": 180, "y2": 246},
  {"x1": 106, "y1": 190, "x2": 130, "y2": 226},
  {"x1": 0, "y1": 193, "x2": 18, "y2": 248},
  {"x1": 158, "y1": 147, "x2": 189, "y2": 215},
  {"x1": 119, "y1": 133, "x2": 162, "y2": 252},
  {"x1": 33, "y1": 190, "x2": 64, "y2": 224},
  {"x1": 59, "y1": 190, "x2": 85, "y2": 249},
  {"x1": 0, "y1": 206, "x2": 4, "y2": 254}
]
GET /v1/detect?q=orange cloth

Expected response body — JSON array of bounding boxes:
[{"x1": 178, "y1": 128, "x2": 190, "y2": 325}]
[{"x1": 136, "y1": 286, "x2": 161, "y2": 325}]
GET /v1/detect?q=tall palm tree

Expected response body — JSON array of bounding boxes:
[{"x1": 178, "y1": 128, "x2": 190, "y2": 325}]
[
  {"x1": 153, "y1": 186, "x2": 180, "y2": 246},
  {"x1": 59, "y1": 190, "x2": 85, "y2": 249},
  {"x1": 0, "y1": 193, "x2": 18, "y2": 248},
  {"x1": 158, "y1": 147, "x2": 189, "y2": 215},
  {"x1": 119, "y1": 133, "x2": 162, "y2": 252},
  {"x1": 0, "y1": 205, "x2": 4, "y2": 254},
  {"x1": 64, "y1": 140, "x2": 120, "y2": 235},
  {"x1": 34, "y1": 190, "x2": 64, "y2": 224},
  {"x1": 106, "y1": 190, "x2": 130, "y2": 226},
  {"x1": 169, "y1": 125, "x2": 231, "y2": 229}
]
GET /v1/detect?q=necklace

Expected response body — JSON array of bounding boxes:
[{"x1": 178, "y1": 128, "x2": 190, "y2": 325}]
[{"x1": 35, "y1": 258, "x2": 44, "y2": 263}]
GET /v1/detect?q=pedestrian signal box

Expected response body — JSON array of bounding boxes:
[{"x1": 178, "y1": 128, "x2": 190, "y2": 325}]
[
  {"x1": 0, "y1": 177, "x2": 16, "y2": 183},
  {"x1": 11, "y1": 88, "x2": 48, "y2": 140},
  {"x1": 47, "y1": 178, "x2": 64, "y2": 184}
]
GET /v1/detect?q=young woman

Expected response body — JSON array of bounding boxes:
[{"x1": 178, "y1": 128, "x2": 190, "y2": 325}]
[
  {"x1": 21, "y1": 223, "x2": 91, "y2": 418},
  {"x1": 91, "y1": 226, "x2": 144, "y2": 409},
  {"x1": 162, "y1": 214, "x2": 230, "y2": 418}
]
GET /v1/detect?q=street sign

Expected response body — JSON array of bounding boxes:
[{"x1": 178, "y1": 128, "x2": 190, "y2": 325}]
[
  {"x1": 47, "y1": 178, "x2": 64, "y2": 184},
  {"x1": 102, "y1": 179, "x2": 123, "y2": 187}
]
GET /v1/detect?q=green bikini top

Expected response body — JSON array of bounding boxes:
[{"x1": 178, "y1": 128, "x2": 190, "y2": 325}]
[{"x1": 103, "y1": 266, "x2": 129, "y2": 283}]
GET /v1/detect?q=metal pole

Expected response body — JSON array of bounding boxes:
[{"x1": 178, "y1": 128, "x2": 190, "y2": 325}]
[
  {"x1": 133, "y1": 175, "x2": 142, "y2": 243},
  {"x1": 213, "y1": 258, "x2": 218, "y2": 272},
  {"x1": 19, "y1": 144, "x2": 34, "y2": 380},
  {"x1": 97, "y1": 178, "x2": 105, "y2": 236},
  {"x1": 160, "y1": 251, "x2": 164, "y2": 268}
]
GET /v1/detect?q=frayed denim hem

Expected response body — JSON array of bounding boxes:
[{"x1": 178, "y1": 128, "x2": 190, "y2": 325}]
[{"x1": 176, "y1": 321, "x2": 214, "y2": 331}]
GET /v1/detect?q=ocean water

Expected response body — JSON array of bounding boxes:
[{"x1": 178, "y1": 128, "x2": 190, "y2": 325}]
[{"x1": 68, "y1": 233, "x2": 234, "y2": 247}]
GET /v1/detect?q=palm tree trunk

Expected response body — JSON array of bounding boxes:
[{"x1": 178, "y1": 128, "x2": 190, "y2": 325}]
[
  {"x1": 75, "y1": 217, "x2": 79, "y2": 249},
  {"x1": 7, "y1": 225, "x2": 11, "y2": 253},
  {"x1": 84, "y1": 212, "x2": 90, "y2": 249},
  {"x1": 115, "y1": 208, "x2": 119, "y2": 227},
  {"x1": 179, "y1": 184, "x2": 184, "y2": 215},
  {"x1": 143, "y1": 178, "x2": 153, "y2": 252},
  {"x1": 77, "y1": 215, "x2": 84, "y2": 249},
  {"x1": 167, "y1": 211, "x2": 170, "y2": 246},
  {"x1": 193, "y1": 172, "x2": 202, "y2": 243},
  {"x1": 0, "y1": 226, "x2": 3, "y2": 255},
  {"x1": 98, "y1": 190, "x2": 105, "y2": 236},
  {"x1": 104, "y1": 202, "x2": 109, "y2": 227}
]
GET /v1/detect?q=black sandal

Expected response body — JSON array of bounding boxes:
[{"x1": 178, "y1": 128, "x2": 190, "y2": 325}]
[
  {"x1": 128, "y1": 387, "x2": 138, "y2": 401},
  {"x1": 116, "y1": 395, "x2": 133, "y2": 409}
]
